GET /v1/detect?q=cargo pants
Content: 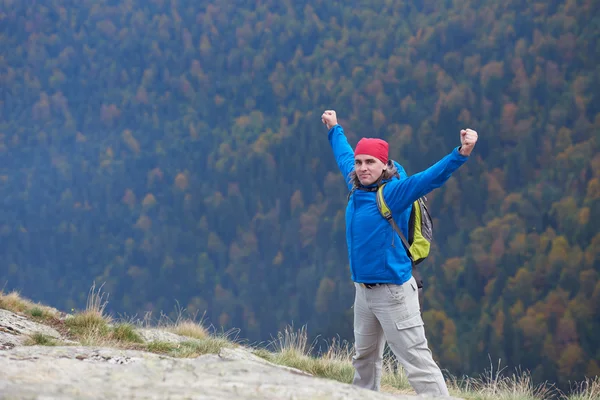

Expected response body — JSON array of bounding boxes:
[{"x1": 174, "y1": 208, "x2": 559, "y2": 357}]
[{"x1": 351, "y1": 276, "x2": 450, "y2": 396}]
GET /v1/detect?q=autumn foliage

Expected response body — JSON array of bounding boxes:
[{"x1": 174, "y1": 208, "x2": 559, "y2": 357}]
[{"x1": 1, "y1": 0, "x2": 598, "y2": 390}]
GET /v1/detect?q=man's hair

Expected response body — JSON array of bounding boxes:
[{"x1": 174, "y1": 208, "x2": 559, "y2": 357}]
[{"x1": 349, "y1": 161, "x2": 399, "y2": 188}]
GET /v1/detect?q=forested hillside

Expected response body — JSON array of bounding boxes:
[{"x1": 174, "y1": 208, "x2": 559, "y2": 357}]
[{"x1": 1, "y1": 0, "x2": 598, "y2": 389}]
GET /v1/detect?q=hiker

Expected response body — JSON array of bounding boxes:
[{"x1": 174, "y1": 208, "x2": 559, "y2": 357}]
[{"x1": 321, "y1": 109, "x2": 477, "y2": 396}]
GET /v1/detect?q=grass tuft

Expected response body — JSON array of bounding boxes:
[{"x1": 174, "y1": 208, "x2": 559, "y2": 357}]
[
  {"x1": 269, "y1": 324, "x2": 312, "y2": 355},
  {"x1": 29, "y1": 307, "x2": 44, "y2": 318},
  {"x1": 149, "y1": 302, "x2": 210, "y2": 341},
  {"x1": 259, "y1": 325, "x2": 356, "y2": 384},
  {"x1": 0, "y1": 291, "x2": 30, "y2": 313},
  {"x1": 380, "y1": 354, "x2": 412, "y2": 393},
  {"x1": 172, "y1": 337, "x2": 233, "y2": 357},
  {"x1": 111, "y1": 323, "x2": 144, "y2": 344},
  {"x1": 447, "y1": 361, "x2": 560, "y2": 400},
  {"x1": 167, "y1": 320, "x2": 209, "y2": 340},
  {"x1": 146, "y1": 341, "x2": 177, "y2": 354},
  {"x1": 146, "y1": 336, "x2": 233, "y2": 358},
  {"x1": 63, "y1": 282, "x2": 116, "y2": 345},
  {"x1": 0, "y1": 290, "x2": 60, "y2": 321},
  {"x1": 565, "y1": 376, "x2": 600, "y2": 400},
  {"x1": 259, "y1": 326, "x2": 412, "y2": 391},
  {"x1": 65, "y1": 310, "x2": 110, "y2": 342},
  {"x1": 85, "y1": 282, "x2": 109, "y2": 315},
  {"x1": 24, "y1": 332, "x2": 60, "y2": 346}
]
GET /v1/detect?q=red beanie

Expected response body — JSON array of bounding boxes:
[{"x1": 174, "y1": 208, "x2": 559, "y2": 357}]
[{"x1": 355, "y1": 138, "x2": 389, "y2": 164}]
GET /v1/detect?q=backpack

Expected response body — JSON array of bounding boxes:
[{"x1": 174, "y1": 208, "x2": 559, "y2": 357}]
[
  {"x1": 376, "y1": 183, "x2": 432, "y2": 289},
  {"x1": 375, "y1": 184, "x2": 433, "y2": 263}
]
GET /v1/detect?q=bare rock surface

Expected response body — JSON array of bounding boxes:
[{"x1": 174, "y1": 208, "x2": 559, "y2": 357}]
[
  {"x1": 219, "y1": 346, "x2": 312, "y2": 376},
  {"x1": 0, "y1": 308, "x2": 463, "y2": 400},
  {"x1": 0, "y1": 345, "x2": 463, "y2": 400},
  {"x1": 136, "y1": 327, "x2": 192, "y2": 344},
  {"x1": 0, "y1": 309, "x2": 72, "y2": 349}
]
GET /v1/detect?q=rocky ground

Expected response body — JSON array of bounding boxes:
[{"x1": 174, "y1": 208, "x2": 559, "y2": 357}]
[{"x1": 0, "y1": 308, "x2": 461, "y2": 400}]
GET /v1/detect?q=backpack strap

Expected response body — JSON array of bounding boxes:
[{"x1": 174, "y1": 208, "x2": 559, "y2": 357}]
[
  {"x1": 376, "y1": 184, "x2": 424, "y2": 289},
  {"x1": 376, "y1": 184, "x2": 411, "y2": 257}
]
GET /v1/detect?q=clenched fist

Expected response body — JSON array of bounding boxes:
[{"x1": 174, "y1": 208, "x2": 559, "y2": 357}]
[
  {"x1": 321, "y1": 110, "x2": 338, "y2": 130},
  {"x1": 459, "y1": 128, "x2": 478, "y2": 156}
]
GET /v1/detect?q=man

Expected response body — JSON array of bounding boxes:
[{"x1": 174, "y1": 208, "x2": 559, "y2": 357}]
[{"x1": 322, "y1": 109, "x2": 477, "y2": 396}]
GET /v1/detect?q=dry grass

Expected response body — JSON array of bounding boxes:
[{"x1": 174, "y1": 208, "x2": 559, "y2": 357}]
[
  {"x1": 64, "y1": 282, "x2": 111, "y2": 343},
  {"x1": 85, "y1": 282, "x2": 109, "y2": 315},
  {"x1": 380, "y1": 354, "x2": 412, "y2": 394},
  {"x1": 3, "y1": 288, "x2": 598, "y2": 400},
  {"x1": 63, "y1": 283, "x2": 143, "y2": 347},
  {"x1": 63, "y1": 284, "x2": 220, "y2": 352},
  {"x1": 167, "y1": 320, "x2": 209, "y2": 340},
  {"x1": 110, "y1": 323, "x2": 144, "y2": 344},
  {"x1": 565, "y1": 376, "x2": 600, "y2": 400},
  {"x1": 150, "y1": 302, "x2": 210, "y2": 340},
  {"x1": 255, "y1": 325, "x2": 412, "y2": 393},
  {"x1": 145, "y1": 336, "x2": 234, "y2": 358},
  {"x1": 447, "y1": 361, "x2": 560, "y2": 400},
  {"x1": 255, "y1": 326, "x2": 600, "y2": 400},
  {"x1": 65, "y1": 310, "x2": 109, "y2": 336},
  {"x1": 0, "y1": 290, "x2": 60, "y2": 321},
  {"x1": 255, "y1": 325, "x2": 354, "y2": 385}
]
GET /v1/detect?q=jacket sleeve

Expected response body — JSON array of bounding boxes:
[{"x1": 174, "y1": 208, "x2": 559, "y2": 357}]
[
  {"x1": 328, "y1": 124, "x2": 355, "y2": 191},
  {"x1": 383, "y1": 147, "x2": 469, "y2": 213}
]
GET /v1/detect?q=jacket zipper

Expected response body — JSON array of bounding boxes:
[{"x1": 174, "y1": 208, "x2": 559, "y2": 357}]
[{"x1": 349, "y1": 195, "x2": 355, "y2": 279}]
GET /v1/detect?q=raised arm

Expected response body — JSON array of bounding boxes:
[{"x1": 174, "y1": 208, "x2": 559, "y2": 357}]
[
  {"x1": 323, "y1": 110, "x2": 354, "y2": 190},
  {"x1": 384, "y1": 128, "x2": 478, "y2": 213}
]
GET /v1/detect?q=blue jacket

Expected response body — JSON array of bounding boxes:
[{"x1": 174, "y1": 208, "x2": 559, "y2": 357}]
[{"x1": 328, "y1": 124, "x2": 469, "y2": 285}]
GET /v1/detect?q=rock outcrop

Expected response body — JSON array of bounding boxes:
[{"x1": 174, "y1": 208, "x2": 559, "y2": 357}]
[
  {"x1": 0, "y1": 308, "x2": 73, "y2": 350},
  {"x1": 0, "y1": 308, "x2": 462, "y2": 399}
]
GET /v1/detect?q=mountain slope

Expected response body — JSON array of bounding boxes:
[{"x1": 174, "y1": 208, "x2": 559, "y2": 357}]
[{"x1": 1, "y1": 0, "x2": 598, "y2": 388}]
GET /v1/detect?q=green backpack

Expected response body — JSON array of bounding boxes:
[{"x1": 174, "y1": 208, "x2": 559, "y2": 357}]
[{"x1": 375, "y1": 183, "x2": 433, "y2": 289}]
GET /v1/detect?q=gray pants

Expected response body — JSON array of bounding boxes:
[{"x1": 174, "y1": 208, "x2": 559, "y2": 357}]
[{"x1": 352, "y1": 276, "x2": 449, "y2": 396}]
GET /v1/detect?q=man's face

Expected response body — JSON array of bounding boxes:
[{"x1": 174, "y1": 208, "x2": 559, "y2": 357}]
[{"x1": 354, "y1": 154, "x2": 386, "y2": 185}]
